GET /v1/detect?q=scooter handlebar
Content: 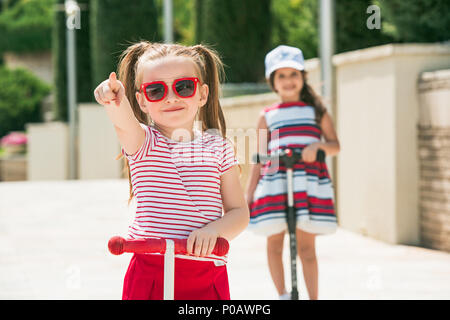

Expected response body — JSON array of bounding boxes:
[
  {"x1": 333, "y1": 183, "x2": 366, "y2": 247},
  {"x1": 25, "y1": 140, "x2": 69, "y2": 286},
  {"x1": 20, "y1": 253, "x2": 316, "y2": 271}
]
[
  {"x1": 253, "y1": 148, "x2": 325, "y2": 164},
  {"x1": 108, "y1": 236, "x2": 229, "y2": 257}
]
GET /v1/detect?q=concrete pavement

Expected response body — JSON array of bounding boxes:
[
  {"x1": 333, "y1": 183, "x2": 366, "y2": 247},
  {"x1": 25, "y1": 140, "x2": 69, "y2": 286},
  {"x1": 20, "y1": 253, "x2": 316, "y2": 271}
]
[{"x1": 0, "y1": 179, "x2": 449, "y2": 299}]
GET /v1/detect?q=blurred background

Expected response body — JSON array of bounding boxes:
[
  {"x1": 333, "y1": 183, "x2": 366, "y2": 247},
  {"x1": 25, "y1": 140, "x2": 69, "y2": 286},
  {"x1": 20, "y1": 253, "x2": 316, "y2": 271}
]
[{"x1": 0, "y1": 0, "x2": 449, "y2": 299}]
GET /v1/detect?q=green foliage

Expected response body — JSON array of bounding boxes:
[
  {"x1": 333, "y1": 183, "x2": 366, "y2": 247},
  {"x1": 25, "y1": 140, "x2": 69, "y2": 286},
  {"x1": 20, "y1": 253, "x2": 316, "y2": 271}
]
[
  {"x1": 271, "y1": 0, "x2": 319, "y2": 59},
  {"x1": 2, "y1": 0, "x2": 21, "y2": 11},
  {"x1": 194, "y1": 0, "x2": 204, "y2": 44},
  {"x1": 52, "y1": 0, "x2": 93, "y2": 121},
  {"x1": 0, "y1": 67, "x2": 51, "y2": 138},
  {"x1": 198, "y1": 0, "x2": 272, "y2": 83},
  {"x1": 0, "y1": 0, "x2": 54, "y2": 55},
  {"x1": 90, "y1": 0, "x2": 159, "y2": 87},
  {"x1": 335, "y1": 0, "x2": 394, "y2": 53},
  {"x1": 270, "y1": 0, "x2": 395, "y2": 56},
  {"x1": 377, "y1": 0, "x2": 450, "y2": 43},
  {"x1": 172, "y1": 0, "x2": 195, "y2": 44},
  {"x1": 154, "y1": 0, "x2": 195, "y2": 45}
]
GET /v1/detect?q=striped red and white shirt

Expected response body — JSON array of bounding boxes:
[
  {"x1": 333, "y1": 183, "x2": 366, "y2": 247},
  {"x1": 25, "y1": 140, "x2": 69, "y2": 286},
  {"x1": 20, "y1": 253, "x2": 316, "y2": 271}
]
[{"x1": 121, "y1": 123, "x2": 238, "y2": 264}]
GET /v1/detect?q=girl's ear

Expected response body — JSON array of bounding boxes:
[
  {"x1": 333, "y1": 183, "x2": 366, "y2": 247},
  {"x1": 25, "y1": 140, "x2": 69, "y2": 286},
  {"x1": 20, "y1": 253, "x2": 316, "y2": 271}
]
[
  {"x1": 198, "y1": 83, "x2": 209, "y2": 107},
  {"x1": 135, "y1": 91, "x2": 148, "y2": 113}
]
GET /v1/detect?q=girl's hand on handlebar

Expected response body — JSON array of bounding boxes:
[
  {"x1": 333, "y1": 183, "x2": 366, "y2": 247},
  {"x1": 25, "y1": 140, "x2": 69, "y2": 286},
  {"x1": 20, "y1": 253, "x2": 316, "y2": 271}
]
[
  {"x1": 302, "y1": 143, "x2": 320, "y2": 163},
  {"x1": 187, "y1": 225, "x2": 219, "y2": 257},
  {"x1": 94, "y1": 72, "x2": 125, "y2": 107}
]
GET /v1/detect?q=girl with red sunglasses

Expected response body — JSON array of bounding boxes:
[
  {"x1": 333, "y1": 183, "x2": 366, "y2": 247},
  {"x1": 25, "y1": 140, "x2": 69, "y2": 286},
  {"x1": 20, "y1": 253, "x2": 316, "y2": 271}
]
[{"x1": 94, "y1": 42, "x2": 249, "y2": 300}]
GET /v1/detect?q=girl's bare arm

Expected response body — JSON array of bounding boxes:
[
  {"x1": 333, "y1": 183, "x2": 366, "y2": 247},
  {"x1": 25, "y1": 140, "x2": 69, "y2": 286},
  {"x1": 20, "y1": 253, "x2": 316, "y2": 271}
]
[
  {"x1": 245, "y1": 110, "x2": 270, "y2": 204},
  {"x1": 94, "y1": 72, "x2": 145, "y2": 156},
  {"x1": 316, "y1": 111, "x2": 340, "y2": 156},
  {"x1": 302, "y1": 112, "x2": 341, "y2": 162},
  {"x1": 301, "y1": 111, "x2": 340, "y2": 162}
]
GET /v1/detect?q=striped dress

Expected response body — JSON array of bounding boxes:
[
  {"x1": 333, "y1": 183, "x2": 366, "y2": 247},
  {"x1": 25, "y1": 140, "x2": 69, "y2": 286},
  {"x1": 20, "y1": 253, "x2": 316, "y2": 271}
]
[
  {"x1": 121, "y1": 123, "x2": 238, "y2": 265},
  {"x1": 249, "y1": 101, "x2": 337, "y2": 236}
]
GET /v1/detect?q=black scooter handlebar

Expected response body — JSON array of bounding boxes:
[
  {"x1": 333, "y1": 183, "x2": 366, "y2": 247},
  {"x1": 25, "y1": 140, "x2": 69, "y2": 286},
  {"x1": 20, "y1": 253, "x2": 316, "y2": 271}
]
[{"x1": 253, "y1": 148, "x2": 325, "y2": 165}]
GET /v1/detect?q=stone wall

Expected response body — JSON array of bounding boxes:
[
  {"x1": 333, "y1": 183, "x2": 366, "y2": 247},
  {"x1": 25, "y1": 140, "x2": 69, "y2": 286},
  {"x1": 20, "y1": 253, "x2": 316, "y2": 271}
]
[
  {"x1": 0, "y1": 156, "x2": 27, "y2": 181},
  {"x1": 418, "y1": 69, "x2": 450, "y2": 252},
  {"x1": 335, "y1": 43, "x2": 450, "y2": 246}
]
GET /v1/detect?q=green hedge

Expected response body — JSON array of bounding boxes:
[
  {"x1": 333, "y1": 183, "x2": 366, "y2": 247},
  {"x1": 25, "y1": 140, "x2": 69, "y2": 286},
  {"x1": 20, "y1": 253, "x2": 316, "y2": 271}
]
[
  {"x1": 2, "y1": 0, "x2": 21, "y2": 11},
  {"x1": 90, "y1": 0, "x2": 159, "y2": 87},
  {"x1": 0, "y1": 67, "x2": 51, "y2": 138},
  {"x1": 196, "y1": 0, "x2": 401, "y2": 82},
  {"x1": 154, "y1": 0, "x2": 195, "y2": 45},
  {"x1": 197, "y1": 0, "x2": 272, "y2": 83},
  {"x1": 377, "y1": 0, "x2": 450, "y2": 43},
  {"x1": 271, "y1": 0, "x2": 319, "y2": 60},
  {"x1": 272, "y1": 0, "x2": 394, "y2": 57},
  {"x1": 52, "y1": 0, "x2": 92, "y2": 121},
  {"x1": 335, "y1": 0, "x2": 394, "y2": 54},
  {"x1": 0, "y1": 0, "x2": 54, "y2": 56}
]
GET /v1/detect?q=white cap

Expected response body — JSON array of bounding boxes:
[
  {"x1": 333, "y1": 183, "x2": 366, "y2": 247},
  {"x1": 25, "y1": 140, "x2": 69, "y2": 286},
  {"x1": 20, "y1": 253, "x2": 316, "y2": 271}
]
[{"x1": 265, "y1": 45, "x2": 305, "y2": 79}]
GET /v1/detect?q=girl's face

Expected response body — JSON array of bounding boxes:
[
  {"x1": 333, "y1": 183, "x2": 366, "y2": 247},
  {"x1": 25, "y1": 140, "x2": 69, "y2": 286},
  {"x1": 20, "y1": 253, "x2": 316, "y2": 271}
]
[
  {"x1": 273, "y1": 68, "x2": 304, "y2": 102},
  {"x1": 136, "y1": 56, "x2": 208, "y2": 136}
]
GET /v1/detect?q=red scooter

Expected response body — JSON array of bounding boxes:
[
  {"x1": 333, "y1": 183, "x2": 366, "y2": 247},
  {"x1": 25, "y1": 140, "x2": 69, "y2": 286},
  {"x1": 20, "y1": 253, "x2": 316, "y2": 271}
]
[{"x1": 108, "y1": 236, "x2": 229, "y2": 300}]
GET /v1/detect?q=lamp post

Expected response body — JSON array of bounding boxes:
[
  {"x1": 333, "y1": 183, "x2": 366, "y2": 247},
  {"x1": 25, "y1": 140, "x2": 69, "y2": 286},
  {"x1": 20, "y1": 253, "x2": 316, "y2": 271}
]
[
  {"x1": 163, "y1": 0, "x2": 174, "y2": 43},
  {"x1": 319, "y1": 0, "x2": 335, "y2": 115},
  {"x1": 65, "y1": 0, "x2": 80, "y2": 180},
  {"x1": 319, "y1": 0, "x2": 338, "y2": 203}
]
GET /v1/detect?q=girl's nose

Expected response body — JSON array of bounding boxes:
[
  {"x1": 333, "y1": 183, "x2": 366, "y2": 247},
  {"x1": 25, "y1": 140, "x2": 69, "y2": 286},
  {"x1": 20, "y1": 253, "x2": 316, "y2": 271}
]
[{"x1": 165, "y1": 86, "x2": 180, "y2": 103}]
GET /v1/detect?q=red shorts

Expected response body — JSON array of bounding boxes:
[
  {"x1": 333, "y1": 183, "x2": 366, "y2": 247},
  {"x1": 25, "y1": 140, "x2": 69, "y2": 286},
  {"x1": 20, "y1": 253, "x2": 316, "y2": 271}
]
[{"x1": 122, "y1": 253, "x2": 230, "y2": 300}]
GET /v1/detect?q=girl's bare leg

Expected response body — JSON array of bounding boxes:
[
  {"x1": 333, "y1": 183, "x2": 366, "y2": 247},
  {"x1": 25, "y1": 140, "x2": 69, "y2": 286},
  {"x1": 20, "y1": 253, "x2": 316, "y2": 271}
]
[
  {"x1": 267, "y1": 230, "x2": 287, "y2": 296},
  {"x1": 296, "y1": 228, "x2": 318, "y2": 300}
]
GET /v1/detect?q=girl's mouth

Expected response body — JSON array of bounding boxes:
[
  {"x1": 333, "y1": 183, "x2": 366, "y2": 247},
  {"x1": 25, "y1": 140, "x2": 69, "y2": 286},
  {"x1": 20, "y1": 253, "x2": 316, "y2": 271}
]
[{"x1": 163, "y1": 107, "x2": 184, "y2": 112}]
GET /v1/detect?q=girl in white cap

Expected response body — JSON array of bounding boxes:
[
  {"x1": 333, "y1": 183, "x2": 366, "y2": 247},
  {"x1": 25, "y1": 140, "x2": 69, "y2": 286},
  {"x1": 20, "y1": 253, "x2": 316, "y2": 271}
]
[{"x1": 245, "y1": 45, "x2": 340, "y2": 300}]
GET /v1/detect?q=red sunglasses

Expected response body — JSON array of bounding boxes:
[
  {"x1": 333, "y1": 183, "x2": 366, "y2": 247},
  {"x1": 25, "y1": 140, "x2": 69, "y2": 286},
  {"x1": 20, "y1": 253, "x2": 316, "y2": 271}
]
[{"x1": 140, "y1": 77, "x2": 199, "y2": 102}]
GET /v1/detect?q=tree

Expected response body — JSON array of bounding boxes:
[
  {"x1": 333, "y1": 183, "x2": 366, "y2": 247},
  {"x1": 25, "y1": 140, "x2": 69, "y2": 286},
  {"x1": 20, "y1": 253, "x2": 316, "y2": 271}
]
[
  {"x1": 376, "y1": 0, "x2": 450, "y2": 43},
  {"x1": 0, "y1": 0, "x2": 53, "y2": 57},
  {"x1": 52, "y1": 0, "x2": 92, "y2": 121},
  {"x1": 271, "y1": 0, "x2": 395, "y2": 57},
  {"x1": 271, "y1": 0, "x2": 319, "y2": 60},
  {"x1": 197, "y1": 0, "x2": 272, "y2": 83},
  {"x1": 90, "y1": 0, "x2": 159, "y2": 87},
  {"x1": 0, "y1": 67, "x2": 50, "y2": 138},
  {"x1": 335, "y1": 0, "x2": 393, "y2": 54}
]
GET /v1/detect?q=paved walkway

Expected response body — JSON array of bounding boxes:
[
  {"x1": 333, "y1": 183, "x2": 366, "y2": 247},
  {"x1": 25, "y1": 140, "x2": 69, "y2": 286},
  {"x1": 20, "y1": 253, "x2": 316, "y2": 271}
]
[{"x1": 1, "y1": 180, "x2": 449, "y2": 300}]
